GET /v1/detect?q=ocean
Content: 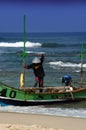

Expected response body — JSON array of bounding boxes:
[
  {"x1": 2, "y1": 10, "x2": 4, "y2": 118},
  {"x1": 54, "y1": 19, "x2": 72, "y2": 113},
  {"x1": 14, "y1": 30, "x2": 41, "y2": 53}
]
[{"x1": 0, "y1": 32, "x2": 86, "y2": 118}]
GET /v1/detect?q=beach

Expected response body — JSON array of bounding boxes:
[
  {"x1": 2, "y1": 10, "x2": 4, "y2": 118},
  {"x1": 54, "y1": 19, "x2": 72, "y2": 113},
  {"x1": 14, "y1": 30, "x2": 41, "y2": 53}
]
[{"x1": 0, "y1": 112, "x2": 86, "y2": 130}]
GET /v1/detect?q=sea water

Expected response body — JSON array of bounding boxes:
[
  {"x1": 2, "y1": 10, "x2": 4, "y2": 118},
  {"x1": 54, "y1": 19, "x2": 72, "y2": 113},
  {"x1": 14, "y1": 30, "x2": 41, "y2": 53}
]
[{"x1": 0, "y1": 32, "x2": 86, "y2": 118}]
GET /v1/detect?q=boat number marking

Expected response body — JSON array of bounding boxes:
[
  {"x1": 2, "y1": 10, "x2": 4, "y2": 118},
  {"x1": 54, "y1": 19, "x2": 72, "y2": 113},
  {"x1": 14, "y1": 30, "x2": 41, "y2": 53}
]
[
  {"x1": 9, "y1": 90, "x2": 16, "y2": 98},
  {"x1": 0, "y1": 88, "x2": 7, "y2": 97},
  {"x1": 0, "y1": 88, "x2": 16, "y2": 98}
]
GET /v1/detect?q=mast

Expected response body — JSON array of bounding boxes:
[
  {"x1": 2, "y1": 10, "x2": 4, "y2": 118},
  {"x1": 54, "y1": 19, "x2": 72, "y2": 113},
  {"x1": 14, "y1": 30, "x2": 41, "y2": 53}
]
[
  {"x1": 24, "y1": 15, "x2": 26, "y2": 58},
  {"x1": 20, "y1": 15, "x2": 26, "y2": 88},
  {"x1": 80, "y1": 43, "x2": 84, "y2": 87}
]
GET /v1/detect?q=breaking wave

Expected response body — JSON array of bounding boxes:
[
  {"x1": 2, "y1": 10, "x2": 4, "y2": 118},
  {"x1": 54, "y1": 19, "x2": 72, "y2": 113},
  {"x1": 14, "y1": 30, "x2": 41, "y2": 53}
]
[
  {"x1": 49, "y1": 61, "x2": 86, "y2": 68},
  {"x1": 0, "y1": 105, "x2": 86, "y2": 118},
  {"x1": 0, "y1": 41, "x2": 42, "y2": 48}
]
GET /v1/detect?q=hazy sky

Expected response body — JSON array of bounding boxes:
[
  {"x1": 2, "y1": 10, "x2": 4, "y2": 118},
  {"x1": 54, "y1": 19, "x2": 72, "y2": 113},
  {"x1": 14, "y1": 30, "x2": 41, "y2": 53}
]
[{"x1": 0, "y1": 0, "x2": 86, "y2": 32}]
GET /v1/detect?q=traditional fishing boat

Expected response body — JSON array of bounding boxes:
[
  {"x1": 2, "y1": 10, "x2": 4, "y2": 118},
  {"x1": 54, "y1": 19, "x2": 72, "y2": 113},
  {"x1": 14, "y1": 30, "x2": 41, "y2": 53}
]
[
  {"x1": 0, "y1": 80, "x2": 86, "y2": 106},
  {"x1": 0, "y1": 16, "x2": 86, "y2": 106}
]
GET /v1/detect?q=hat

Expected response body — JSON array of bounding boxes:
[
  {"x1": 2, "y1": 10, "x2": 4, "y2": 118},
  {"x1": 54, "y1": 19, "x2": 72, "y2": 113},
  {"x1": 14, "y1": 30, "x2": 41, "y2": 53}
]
[{"x1": 32, "y1": 57, "x2": 41, "y2": 63}]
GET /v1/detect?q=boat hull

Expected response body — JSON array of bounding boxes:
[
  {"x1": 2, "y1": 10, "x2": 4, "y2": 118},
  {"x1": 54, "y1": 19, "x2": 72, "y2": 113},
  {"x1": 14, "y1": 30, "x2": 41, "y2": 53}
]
[{"x1": 0, "y1": 96, "x2": 84, "y2": 106}]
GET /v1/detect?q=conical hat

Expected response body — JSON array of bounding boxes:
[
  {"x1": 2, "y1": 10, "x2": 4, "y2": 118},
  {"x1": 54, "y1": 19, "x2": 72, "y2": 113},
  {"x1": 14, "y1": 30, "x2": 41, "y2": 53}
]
[{"x1": 32, "y1": 57, "x2": 41, "y2": 63}]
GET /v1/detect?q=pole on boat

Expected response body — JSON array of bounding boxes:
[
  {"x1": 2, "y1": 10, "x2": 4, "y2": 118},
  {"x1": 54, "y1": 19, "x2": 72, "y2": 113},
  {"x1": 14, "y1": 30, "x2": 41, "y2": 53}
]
[
  {"x1": 20, "y1": 15, "x2": 26, "y2": 88},
  {"x1": 80, "y1": 43, "x2": 84, "y2": 87}
]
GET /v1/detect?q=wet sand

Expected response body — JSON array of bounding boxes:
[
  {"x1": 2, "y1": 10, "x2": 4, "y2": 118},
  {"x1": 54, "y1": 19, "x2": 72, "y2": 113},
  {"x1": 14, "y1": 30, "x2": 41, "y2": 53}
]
[{"x1": 0, "y1": 112, "x2": 86, "y2": 130}]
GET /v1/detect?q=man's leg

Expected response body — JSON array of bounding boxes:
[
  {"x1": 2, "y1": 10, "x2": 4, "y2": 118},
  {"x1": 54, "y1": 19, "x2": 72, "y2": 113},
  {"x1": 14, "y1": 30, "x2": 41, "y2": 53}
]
[
  {"x1": 39, "y1": 77, "x2": 44, "y2": 92},
  {"x1": 34, "y1": 77, "x2": 39, "y2": 87}
]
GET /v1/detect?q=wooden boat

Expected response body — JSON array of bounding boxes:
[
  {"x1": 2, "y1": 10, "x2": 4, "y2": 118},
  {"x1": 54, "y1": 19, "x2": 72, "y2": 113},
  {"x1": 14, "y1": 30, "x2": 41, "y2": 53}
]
[
  {"x1": 0, "y1": 82, "x2": 86, "y2": 106},
  {"x1": 0, "y1": 15, "x2": 86, "y2": 106}
]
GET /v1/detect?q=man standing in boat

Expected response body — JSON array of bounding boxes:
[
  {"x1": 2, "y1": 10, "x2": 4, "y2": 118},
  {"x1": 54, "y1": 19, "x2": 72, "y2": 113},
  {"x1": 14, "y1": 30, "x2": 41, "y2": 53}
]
[{"x1": 23, "y1": 54, "x2": 45, "y2": 89}]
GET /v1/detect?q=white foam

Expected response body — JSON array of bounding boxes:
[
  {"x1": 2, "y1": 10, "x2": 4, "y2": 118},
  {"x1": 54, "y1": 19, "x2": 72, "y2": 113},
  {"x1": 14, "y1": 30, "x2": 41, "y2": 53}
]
[
  {"x1": 0, "y1": 41, "x2": 42, "y2": 48},
  {"x1": 49, "y1": 61, "x2": 86, "y2": 68},
  {"x1": 0, "y1": 105, "x2": 86, "y2": 118}
]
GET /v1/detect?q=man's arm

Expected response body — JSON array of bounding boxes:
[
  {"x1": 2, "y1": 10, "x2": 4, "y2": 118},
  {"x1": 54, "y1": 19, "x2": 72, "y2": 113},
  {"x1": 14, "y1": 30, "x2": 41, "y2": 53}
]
[
  {"x1": 40, "y1": 54, "x2": 45, "y2": 64},
  {"x1": 23, "y1": 64, "x2": 33, "y2": 69}
]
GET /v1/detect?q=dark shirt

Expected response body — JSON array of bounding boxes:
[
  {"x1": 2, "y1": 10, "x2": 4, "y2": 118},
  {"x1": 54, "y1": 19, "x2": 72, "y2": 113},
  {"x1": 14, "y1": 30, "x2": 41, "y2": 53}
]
[{"x1": 24, "y1": 55, "x2": 45, "y2": 78}]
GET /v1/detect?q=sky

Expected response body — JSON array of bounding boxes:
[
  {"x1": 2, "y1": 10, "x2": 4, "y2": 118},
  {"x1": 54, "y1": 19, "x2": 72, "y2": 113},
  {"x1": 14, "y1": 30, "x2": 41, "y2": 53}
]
[{"x1": 0, "y1": 0, "x2": 86, "y2": 32}]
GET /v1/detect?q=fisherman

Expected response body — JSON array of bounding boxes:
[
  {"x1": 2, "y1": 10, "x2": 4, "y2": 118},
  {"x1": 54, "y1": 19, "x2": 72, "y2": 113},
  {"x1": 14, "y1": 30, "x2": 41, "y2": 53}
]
[
  {"x1": 23, "y1": 54, "x2": 45, "y2": 90},
  {"x1": 62, "y1": 75, "x2": 72, "y2": 86}
]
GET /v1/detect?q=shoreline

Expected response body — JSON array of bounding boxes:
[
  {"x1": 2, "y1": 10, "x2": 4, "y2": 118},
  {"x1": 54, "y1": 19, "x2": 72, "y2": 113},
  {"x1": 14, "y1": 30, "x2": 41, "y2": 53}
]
[{"x1": 0, "y1": 112, "x2": 86, "y2": 130}]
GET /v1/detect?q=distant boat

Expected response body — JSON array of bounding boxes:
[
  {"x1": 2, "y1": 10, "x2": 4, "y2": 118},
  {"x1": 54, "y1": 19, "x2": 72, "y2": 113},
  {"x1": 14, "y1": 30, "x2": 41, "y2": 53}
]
[{"x1": 0, "y1": 15, "x2": 86, "y2": 106}]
